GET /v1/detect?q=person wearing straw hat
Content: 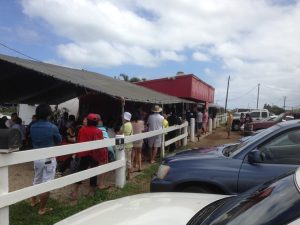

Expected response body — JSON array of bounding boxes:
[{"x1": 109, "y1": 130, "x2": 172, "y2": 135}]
[{"x1": 147, "y1": 105, "x2": 164, "y2": 164}]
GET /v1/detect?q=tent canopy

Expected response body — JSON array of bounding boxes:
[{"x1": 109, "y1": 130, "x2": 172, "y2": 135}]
[{"x1": 0, "y1": 54, "x2": 192, "y2": 105}]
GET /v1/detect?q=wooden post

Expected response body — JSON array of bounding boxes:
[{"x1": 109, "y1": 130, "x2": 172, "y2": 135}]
[{"x1": 0, "y1": 166, "x2": 9, "y2": 225}]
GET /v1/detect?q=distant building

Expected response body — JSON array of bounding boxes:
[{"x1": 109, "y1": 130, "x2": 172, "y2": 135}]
[{"x1": 136, "y1": 73, "x2": 214, "y2": 108}]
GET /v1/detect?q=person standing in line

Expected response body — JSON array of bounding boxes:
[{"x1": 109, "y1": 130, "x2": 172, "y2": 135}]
[
  {"x1": 71, "y1": 113, "x2": 104, "y2": 199},
  {"x1": 196, "y1": 109, "x2": 203, "y2": 141},
  {"x1": 11, "y1": 116, "x2": 26, "y2": 148},
  {"x1": 5, "y1": 112, "x2": 17, "y2": 128},
  {"x1": 120, "y1": 112, "x2": 133, "y2": 179},
  {"x1": 226, "y1": 111, "x2": 233, "y2": 138},
  {"x1": 202, "y1": 109, "x2": 209, "y2": 134},
  {"x1": 131, "y1": 112, "x2": 144, "y2": 172},
  {"x1": 95, "y1": 114, "x2": 110, "y2": 189},
  {"x1": 30, "y1": 104, "x2": 62, "y2": 215},
  {"x1": 147, "y1": 105, "x2": 164, "y2": 164}
]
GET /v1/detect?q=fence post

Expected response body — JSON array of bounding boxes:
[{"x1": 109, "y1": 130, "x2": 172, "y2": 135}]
[
  {"x1": 213, "y1": 118, "x2": 216, "y2": 129},
  {"x1": 208, "y1": 118, "x2": 213, "y2": 133},
  {"x1": 161, "y1": 133, "x2": 165, "y2": 158},
  {"x1": 183, "y1": 122, "x2": 188, "y2": 146},
  {"x1": 190, "y1": 118, "x2": 195, "y2": 142},
  {"x1": 115, "y1": 135, "x2": 126, "y2": 188},
  {"x1": 0, "y1": 166, "x2": 9, "y2": 225}
]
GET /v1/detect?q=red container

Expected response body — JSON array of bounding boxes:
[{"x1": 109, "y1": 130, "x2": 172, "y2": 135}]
[{"x1": 136, "y1": 74, "x2": 214, "y2": 103}]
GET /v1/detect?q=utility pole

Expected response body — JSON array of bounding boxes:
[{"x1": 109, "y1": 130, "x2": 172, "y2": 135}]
[
  {"x1": 224, "y1": 76, "x2": 230, "y2": 112},
  {"x1": 256, "y1": 83, "x2": 260, "y2": 109},
  {"x1": 284, "y1": 96, "x2": 286, "y2": 111}
]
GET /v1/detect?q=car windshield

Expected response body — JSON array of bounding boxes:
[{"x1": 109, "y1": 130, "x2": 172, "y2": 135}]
[
  {"x1": 226, "y1": 125, "x2": 279, "y2": 157},
  {"x1": 188, "y1": 170, "x2": 300, "y2": 225}
]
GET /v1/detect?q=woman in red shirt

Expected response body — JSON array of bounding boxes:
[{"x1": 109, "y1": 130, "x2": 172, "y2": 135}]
[{"x1": 70, "y1": 113, "x2": 107, "y2": 199}]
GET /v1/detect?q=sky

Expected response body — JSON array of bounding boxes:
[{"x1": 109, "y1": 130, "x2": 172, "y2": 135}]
[{"x1": 0, "y1": 0, "x2": 300, "y2": 110}]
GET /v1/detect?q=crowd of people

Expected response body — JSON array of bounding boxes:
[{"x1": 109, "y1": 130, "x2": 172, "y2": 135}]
[{"x1": 1, "y1": 104, "x2": 196, "y2": 214}]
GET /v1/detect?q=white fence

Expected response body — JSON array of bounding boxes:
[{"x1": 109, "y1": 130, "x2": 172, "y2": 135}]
[{"x1": 0, "y1": 121, "x2": 188, "y2": 225}]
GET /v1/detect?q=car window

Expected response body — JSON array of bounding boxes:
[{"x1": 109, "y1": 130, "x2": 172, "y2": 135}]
[
  {"x1": 230, "y1": 125, "x2": 279, "y2": 157},
  {"x1": 257, "y1": 129, "x2": 300, "y2": 164},
  {"x1": 262, "y1": 112, "x2": 268, "y2": 118},
  {"x1": 251, "y1": 112, "x2": 260, "y2": 118}
]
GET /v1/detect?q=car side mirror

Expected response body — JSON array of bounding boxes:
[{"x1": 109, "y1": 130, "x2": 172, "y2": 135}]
[{"x1": 248, "y1": 150, "x2": 262, "y2": 164}]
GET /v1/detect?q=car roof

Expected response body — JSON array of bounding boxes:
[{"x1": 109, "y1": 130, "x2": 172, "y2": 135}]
[{"x1": 276, "y1": 119, "x2": 300, "y2": 128}]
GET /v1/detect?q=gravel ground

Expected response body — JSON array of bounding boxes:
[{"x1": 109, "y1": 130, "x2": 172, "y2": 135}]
[{"x1": 9, "y1": 127, "x2": 242, "y2": 202}]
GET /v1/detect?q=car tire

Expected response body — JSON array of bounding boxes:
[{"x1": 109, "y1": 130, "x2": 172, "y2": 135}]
[
  {"x1": 181, "y1": 185, "x2": 211, "y2": 193},
  {"x1": 232, "y1": 123, "x2": 240, "y2": 131}
]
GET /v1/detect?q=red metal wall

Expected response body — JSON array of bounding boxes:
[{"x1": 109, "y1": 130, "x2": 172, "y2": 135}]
[{"x1": 137, "y1": 74, "x2": 214, "y2": 103}]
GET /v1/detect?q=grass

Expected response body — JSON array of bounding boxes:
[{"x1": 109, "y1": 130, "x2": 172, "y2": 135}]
[{"x1": 10, "y1": 163, "x2": 159, "y2": 225}]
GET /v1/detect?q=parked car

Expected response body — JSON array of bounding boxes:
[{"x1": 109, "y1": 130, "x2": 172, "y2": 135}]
[
  {"x1": 55, "y1": 168, "x2": 300, "y2": 225},
  {"x1": 251, "y1": 113, "x2": 294, "y2": 131},
  {"x1": 151, "y1": 120, "x2": 300, "y2": 194},
  {"x1": 249, "y1": 109, "x2": 270, "y2": 121}
]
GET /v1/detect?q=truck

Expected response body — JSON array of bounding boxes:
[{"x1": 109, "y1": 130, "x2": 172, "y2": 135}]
[{"x1": 231, "y1": 109, "x2": 270, "y2": 131}]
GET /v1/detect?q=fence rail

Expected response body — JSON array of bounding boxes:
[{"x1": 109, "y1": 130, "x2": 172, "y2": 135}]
[{"x1": 0, "y1": 121, "x2": 188, "y2": 225}]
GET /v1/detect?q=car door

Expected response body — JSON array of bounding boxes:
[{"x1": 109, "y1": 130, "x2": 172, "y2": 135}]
[{"x1": 237, "y1": 128, "x2": 300, "y2": 193}]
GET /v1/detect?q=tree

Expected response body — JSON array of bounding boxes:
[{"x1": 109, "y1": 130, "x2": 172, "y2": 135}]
[
  {"x1": 263, "y1": 104, "x2": 285, "y2": 115},
  {"x1": 129, "y1": 77, "x2": 141, "y2": 83},
  {"x1": 119, "y1": 73, "x2": 129, "y2": 81}
]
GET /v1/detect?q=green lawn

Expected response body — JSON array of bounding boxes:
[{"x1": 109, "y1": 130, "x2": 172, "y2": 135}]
[{"x1": 10, "y1": 164, "x2": 159, "y2": 225}]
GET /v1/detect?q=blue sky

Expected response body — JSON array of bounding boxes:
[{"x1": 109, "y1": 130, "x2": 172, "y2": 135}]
[{"x1": 1, "y1": 0, "x2": 300, "y2": 110}]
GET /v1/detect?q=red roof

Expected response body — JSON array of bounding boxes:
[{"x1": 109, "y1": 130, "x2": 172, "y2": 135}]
[{"x1": 136, "y1": 74, "x2": 214, "y2": 103}]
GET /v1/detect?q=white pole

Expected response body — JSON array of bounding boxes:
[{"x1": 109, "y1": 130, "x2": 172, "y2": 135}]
[
  {"x1": 208, "y1": 118, "x2": 213, "y2": 133},
  {"x1": 161, "y1": 104, "x2": 165, "y2": 158},
  {"x1": 213, "y1": 118, "x2": 216, "y2": 129},
  {"x1": 190, "y1": 118, "x2": 195, "y2": 142},
  {"x1": 161, "y1": 132, "x2": 165, "y2": 158},
  {"x1": 115, "y1": 135, "x2": 126, "y2": 188},
  {"x1": 183, "y1": 123, "x2": 188, "y2": 146},
  {"x1": 0, "y1": 166, "x2": 9, "y2": 225}
]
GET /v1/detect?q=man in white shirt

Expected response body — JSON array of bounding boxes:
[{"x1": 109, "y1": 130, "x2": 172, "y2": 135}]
[{"x1": 147, "y1": 105, "x2": 164, "y2": 164}]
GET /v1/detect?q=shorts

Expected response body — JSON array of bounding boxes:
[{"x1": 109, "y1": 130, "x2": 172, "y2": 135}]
[
  {"x1": 197, "y1": 123, "x2": 202, "y2": 131},
  {"x1": 148, "y1": 135, "x2": 162, "y2": 148},
  {"x1": 33, "y1": 158, "x2": 57, "y2": 185}
]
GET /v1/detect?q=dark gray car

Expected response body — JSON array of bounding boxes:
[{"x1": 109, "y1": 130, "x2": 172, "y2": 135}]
[{"x1": 151, "y1": 120, "x2": 300, "y2": 194}]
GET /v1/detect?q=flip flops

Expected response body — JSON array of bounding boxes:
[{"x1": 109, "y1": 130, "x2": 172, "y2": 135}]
[{"x1": 38, "y1": 207, "x2": 53, "y2": 215}]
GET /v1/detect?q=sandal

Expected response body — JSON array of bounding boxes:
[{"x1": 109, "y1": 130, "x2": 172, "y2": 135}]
[{"x1": 38, "y1": 207, "x2": 53, "y2": 215}]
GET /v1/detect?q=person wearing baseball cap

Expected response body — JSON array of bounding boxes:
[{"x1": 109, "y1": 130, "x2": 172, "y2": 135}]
[{"x1": 70, "y1": 113, "x2": 105, "y2": 199}]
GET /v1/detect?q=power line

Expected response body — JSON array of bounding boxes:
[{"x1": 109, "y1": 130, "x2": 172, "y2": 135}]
[
  {"x1": 0, "y1": 42, "x2": 41, "y2": 62},
  {"x1": 228, "y1": 85, "x2": 257, "y2": 101},
  {"x1": 262, "y1": 84, "x2": 300, "y2": 93}
]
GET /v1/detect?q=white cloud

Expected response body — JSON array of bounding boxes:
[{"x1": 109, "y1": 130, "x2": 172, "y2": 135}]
[
  {"x1": 193, "y1": 52, "x2": 210, "y2": 62},
  {"x1": 20, "y1": 0, "x2": 300, "y2": 108}
]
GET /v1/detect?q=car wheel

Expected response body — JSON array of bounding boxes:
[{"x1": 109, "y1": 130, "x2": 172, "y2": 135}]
[
  {"x1": 181, "y1": 185, "x2": 211, "y2": 193},
  {"x1": 232, "y1": 123, "x2": 240, "y2": 131}
]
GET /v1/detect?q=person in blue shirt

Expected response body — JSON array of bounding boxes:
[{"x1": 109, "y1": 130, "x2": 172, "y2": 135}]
[{"x1": 30, "y1": 104, "x2": 62, "y2": 215}]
